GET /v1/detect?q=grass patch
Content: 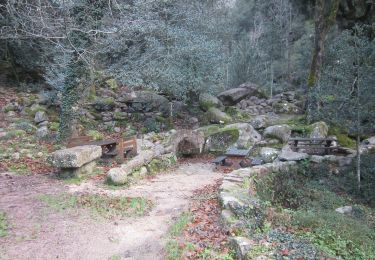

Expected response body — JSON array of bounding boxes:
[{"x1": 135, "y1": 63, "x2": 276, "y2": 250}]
[
  {"x1": 8, "y1": 163, "x2": 29, "y2": 174},
  {"x1": 0, "y1": 211, "x2": 8, "y2": 237},
  {"x1": 165, "y1": 212, "x2": 191, "y2": 260},
  {"x1": 38, "y1": 193, "x2": 152, "y2": 219}
]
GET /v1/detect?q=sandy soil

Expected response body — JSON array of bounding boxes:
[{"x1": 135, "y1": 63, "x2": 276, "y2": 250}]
[{"x1": 0, "y1": 163, "x2": 222, "y2": 260}]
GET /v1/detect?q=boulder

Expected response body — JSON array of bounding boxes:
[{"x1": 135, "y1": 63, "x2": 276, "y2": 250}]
[
  {"x1": 34, "y1": 110, "x2": 48, "y2": 124},
  {"x1": 310, "y1": 121, "x2": 329, "y2": 139},
  {"x1": 49, "y1": 145, "x2": 102, "y2": 168},
  {"x1": 205, "y1": 107, "x2": 232, "y2": 124},
  {"x1": 196, "y1": 125, "x2": 240, "y2": 153},
  {"x1": 263, "y1": 124, "x2": 291, "y2": 143},
  {"x1": 199, "y1": 93, "x2": 223, "y2": 111},
  {"x1": 279, "y1": 145, "x2": 308, "y2": 161},
  {"x1": 217, "y1": 87, "x2": 254, "y2": 106},
  {"x1": 250, "y1": 115, "x2": 269, "y2": 129},
  {"x1": 131, "y1": 91, "x2": 170, "y2": 117},
  {"x1": 167, "y1": 129, "x2": 205, "y2": 156},
  {"x1": 363, "y1": 136, "x2": 375, "y2": 145},
  {"x1": 230, "y1": 237, "x2": 253, "y2": 260},
  {"x1": 224, "y1": 123, "x2": 261, "y2": 149},
  {"x1": 260, "y1": 147, "x2": 279, "y2": 163},
  {"x1": 36, "y1": 126, "x2": 49, "y2": 139}
]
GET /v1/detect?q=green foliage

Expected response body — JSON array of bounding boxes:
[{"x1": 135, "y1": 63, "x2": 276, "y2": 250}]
[
  {"x1": 312, "y1": 25, "x2": 375, "y2": 137},
  {"x1": 2, "y1": 129, "x2": 27, "y2": 140},
  {"x1": 0, "y1": 211, "x2": 8, "y2": 237},
  {"x1": 86, "y1": 130, "x2": 104, "y2": 141},
  {"x1": 328, "y1": 127, "x2": 356, "y2": 148}
]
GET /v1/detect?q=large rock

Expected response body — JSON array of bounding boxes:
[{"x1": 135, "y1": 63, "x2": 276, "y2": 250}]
[
  {"x1": 224, "y1": 123, "x2": 261, "y2": 149},
  {"x1": 230, "y1": 237, "x2": 253, "y2": 260},
  {"x1": 260, "y1": 147, "x2": 280, "y2": 163},
  {"x1": 279, "y1": 145, "x2": 308, "y2": 161},
  {"x1": 205, "y1": 107, "x2": 232, "y2": 124},
  {"x1": 167, "y1": 129, "x2": 205, "y2": 156},
  {"x1": 199, "y1": 93, "x2": 223, "y2": 111},
  {"x1": 130, "y1": 91, "x2": 170, "y2": 117},
  {"x1": 310, "y1": 121, "x2": 329, "y2": 139},
  {"x1": 263, "y1": 124, "x2": 291, "y2": 143},
  {"x1": 218, "y1": 87, "x2": 255, "y2": 106},
  {"x1": 196, "y1": 125, "x2": 239, "y2": 153},
  {"x1": 49, "y1": 145, "x2": 102, "y2": 168},
  {"x1": 363, "y1": 136, "x2": 375, "y2": 145},
  {"x1": 34, "y1": 111, "x2": 48, "y2": 124}
]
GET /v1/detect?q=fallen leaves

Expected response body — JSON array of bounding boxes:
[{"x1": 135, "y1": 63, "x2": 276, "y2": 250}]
[{"x1": 176, "y1": 180, "x2": 231, "y2": 259}]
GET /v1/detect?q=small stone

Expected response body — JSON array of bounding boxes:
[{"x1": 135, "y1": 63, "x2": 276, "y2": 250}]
[
  {"x1": 114, "y1": 127, "x2": 121, "y2": 133},
  {"x1": 260, "y1": 147, "x2": 279, "y2": 163},
  {"x1": 230, "y1": 237, "x2": 253, "y2": 260},
  {"x1": 36, "y1": 152, "x2": 44, "y2": 158},
  {"x1": 335, "y1": 206, "x2": 352, "y2": 214},
  {"x1": 34, "y1": 111, "x2": 48, "y2": 124},
  {"x1": 12, "y1": 152, "x2": 20, "y2": 160},
  {"x1": 36, "y1": 126, "x2": 49, "y2": 139}
]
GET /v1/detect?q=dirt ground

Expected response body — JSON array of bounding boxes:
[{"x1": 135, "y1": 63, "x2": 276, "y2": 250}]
[{"x1": 0, "y1": 163, "x2": 222, "y2": 260}]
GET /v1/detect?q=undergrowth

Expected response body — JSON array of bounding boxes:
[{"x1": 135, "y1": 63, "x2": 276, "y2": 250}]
[{"x1": 252, "y1": 156, "x2": 375, "y2": 259}]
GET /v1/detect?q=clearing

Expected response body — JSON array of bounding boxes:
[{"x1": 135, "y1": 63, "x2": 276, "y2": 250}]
[{"x1": 0, "y1": 163, "x2": 222, "y2": 260}]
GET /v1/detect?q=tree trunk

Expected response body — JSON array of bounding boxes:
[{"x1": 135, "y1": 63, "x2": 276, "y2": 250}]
[
  {"x1": 307, "y1": 0, "x2": 340, "y2": 122},
  {"x1": 356, "y1": 134, "x2": 361, "y2": 191}
]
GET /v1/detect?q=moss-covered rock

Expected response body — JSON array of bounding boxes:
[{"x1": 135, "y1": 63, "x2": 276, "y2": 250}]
[
  {"x1": 205, "y1": 107, "x2": 232, "y2": 124},
  {"x1": 199, "y1": 93, "x2": 223, "y2": 111},
  {"x1": 205, "y1": 127, "x2": 240, "y2": 153},
  {"x1": 147, "y1": 154, "x2": 175, "y2": 174},
  {"x1": 93, "y1": 97, "x2": 116, "y2": 111},
  {"x1": 113, "y1": 111, "x2": 127, "y2": 121},
  {"x1": 310, "y1": 121, "x2": 328, "y2": 139},
  {"x1": 328, "y1": 127, "x2": 356, "y2": 148}
]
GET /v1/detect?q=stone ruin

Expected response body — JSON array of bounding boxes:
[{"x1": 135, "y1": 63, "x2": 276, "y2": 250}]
[{"x1": 168, "y1": 129, "x2": 205, "y2": 156}]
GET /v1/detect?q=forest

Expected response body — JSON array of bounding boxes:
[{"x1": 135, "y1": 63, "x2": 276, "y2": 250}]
[{"x1": 0, "y1": 0, "x2": 374, "y2": 259}]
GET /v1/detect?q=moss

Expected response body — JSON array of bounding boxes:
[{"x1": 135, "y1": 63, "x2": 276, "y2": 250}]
[
  {"x1": 196, "y1": 125, "x2": 221, "y2": 138},
  {"x1": 147, "y1": 153, "x2": 177, "y2": 174},
  {"x1": 49, "y1": 122, "x2": 60, "y2": 131},
  {"x1": 328, "y1": 127, "x2": 356, "y2": 148},
  {"x1": 105, "y1": 79, "x2": 118, "y2": 90},
  {"x1": 225, "y1": 106, "x2": 251, "y2": 121},
  {"x1": 3, "y1": 129, "x2": 27, "y2": 140},
  {"x1": 207, "y1": 128, "x2": 240, "y2": 153},
  {"x1": 86, "y1": 130, "x2": 104, "y2": 140},
  {"x1": 287, "y1": 116, "x2": 313, "y2": 136},
  {"x1": 94, "y1": 97, "x2": 115, "y2": 111},
  {"x1": 113, "y1": 111, "x2": 127, "y2": 121}
]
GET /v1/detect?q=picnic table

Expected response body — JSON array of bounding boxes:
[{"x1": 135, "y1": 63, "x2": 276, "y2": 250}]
[
  {"x1": 288, "y1": 137, "x2": 338, "y2": 154},
  {"x1": 212, "y1": 147, "x2": 253, "y2": 167},
  {"x1": 67, "y1": 135, "x2": 138, "y2": 160}
]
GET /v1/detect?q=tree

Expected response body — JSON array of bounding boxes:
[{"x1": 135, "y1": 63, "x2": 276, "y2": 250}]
[{"x1": 312, "y1": 25, "x2": 375, "y2": 190}]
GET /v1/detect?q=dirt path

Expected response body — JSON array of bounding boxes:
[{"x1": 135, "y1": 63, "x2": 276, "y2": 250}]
[{"x1": 0, "y1": 163, "x2": 222, "y2": 260}]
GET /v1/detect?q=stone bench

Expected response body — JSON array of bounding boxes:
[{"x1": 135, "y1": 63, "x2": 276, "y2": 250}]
[{"x1": 49, "y1": 145, "x2": 102, "y2": 178}]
